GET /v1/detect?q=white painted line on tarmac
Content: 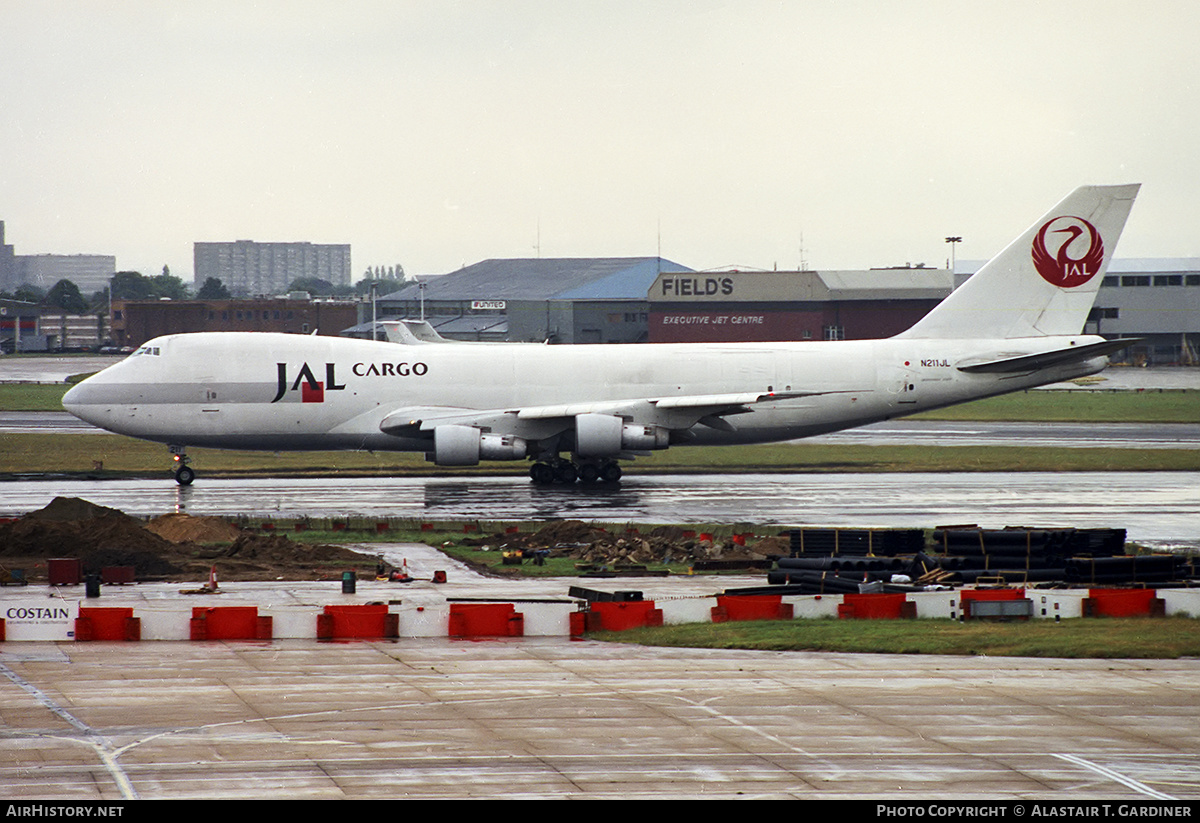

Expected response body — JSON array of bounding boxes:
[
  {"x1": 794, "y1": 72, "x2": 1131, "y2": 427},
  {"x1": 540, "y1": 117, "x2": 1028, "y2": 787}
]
[
  {"x1": 1054, "y1": 752, "x2": 1175, "y2": 799},
  {"x1": 0, "y1": 661, "x2": 141, "y2": 800}
]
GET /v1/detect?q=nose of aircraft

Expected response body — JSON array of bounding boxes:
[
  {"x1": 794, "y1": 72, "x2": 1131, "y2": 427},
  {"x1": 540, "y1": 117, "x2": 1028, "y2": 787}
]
[
  {"x1": 62, "y1": 379, "x2": 84, "y2": 412},
  {"x1": 61, "y1": 376, "x2": 105, "y2": 425}
]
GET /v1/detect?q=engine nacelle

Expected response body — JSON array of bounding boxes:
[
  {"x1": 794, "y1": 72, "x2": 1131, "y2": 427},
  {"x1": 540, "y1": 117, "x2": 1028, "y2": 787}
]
[
  {"x1": 431, "y1": 425, "x2": 526, "y2": 466},
  {"x1": 480, "y1": 432, "x2": 527, "y2": 461},
  {"x1": 575, "y1": 413, "x2": 669, "y2": 457},
  {"x1": 621, "y1": 423, "x2": 670, "y2": 451}
]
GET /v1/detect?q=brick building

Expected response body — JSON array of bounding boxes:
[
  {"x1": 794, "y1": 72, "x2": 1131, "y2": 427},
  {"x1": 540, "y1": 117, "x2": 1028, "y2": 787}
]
[{"x1": 111, "y1": 297, "x2": 359, "y2": 348}]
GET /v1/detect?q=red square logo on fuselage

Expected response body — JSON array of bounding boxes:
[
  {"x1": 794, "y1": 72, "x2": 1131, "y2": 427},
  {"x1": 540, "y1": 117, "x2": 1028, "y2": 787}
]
[{"x1": 301, "y1": 381, "x2": 324, "y2": 403}]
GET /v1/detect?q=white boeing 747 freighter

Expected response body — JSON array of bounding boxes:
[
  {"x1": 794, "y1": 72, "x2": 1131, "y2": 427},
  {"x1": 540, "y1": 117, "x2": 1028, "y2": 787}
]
[{"x1": 64, "y1": 184, "x2": 1140, "y2": 485}]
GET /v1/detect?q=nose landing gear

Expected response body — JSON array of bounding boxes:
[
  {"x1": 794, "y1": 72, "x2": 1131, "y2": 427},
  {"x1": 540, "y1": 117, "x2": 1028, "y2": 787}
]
[{"x1": 170, "y1": 446, "x2": 195, "y2": 486}]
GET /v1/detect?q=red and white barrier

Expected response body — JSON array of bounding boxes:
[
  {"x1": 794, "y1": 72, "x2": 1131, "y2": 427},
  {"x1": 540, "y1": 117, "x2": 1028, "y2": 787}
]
[{"x1": 1, "y1": 587, "x2": 1197, "y2": 642}]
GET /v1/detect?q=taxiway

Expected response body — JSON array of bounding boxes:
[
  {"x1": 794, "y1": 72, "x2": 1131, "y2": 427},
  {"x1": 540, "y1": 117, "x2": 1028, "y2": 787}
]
[{"x1": 2, "y1": 542, "x2": 1198, "y2": 802}]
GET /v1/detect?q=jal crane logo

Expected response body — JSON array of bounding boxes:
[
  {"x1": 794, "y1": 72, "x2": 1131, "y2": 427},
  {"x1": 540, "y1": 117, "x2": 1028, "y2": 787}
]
[{"x1": 1031, "y1": 216, "x2": 1105, "y2": 288}]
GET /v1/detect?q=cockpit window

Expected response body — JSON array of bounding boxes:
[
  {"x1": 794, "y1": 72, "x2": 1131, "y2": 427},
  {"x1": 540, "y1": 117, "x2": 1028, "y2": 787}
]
[{"x1": 132, "y1": 346, "x2": 161, "y2": 356}]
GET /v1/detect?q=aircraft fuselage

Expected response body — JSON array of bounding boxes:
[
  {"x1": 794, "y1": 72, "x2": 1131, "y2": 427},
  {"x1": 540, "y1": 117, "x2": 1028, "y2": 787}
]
[{"x1": 63, "y1": 330, "x2": 1108, "y2": 453}]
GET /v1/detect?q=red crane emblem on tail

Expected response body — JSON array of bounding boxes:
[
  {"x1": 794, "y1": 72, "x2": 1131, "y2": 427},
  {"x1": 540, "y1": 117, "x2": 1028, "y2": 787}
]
[{"x1": 1031, "y1": 216, "x2": 1105, "y2": 288}]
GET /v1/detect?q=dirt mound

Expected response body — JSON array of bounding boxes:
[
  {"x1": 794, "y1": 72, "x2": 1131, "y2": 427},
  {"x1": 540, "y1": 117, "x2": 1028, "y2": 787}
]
[
  {"x1": 215, "y1": 533, "x2": 363, "y2": 563},
  {"x1": 168, "y1": 533, "x2": 368, "y2": 581},
  {"x1": 751, "y1": 535, "x2": 789, "y2": 556},
  {"x1": 146, "y1": 513, "x2": 242, "y2": 544},
  {"x1": 0, "y1": 499, "x2": 369, "y2": 583},
  {"x1": 462, "y1": 520, "x2": 780, "y2": 568},
  {"x1": 0, "y1": 501, "x2": 171, "y2": 559},
  {"x1": 26, "y1": 496, "x2": 135, "y2": 522},
  {"x1": 529, "y1": 520, "x2": 612, "y2": 546}
]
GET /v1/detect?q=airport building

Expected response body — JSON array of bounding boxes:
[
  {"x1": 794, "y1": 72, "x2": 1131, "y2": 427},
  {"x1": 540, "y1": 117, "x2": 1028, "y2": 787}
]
[
  {"x1": 111, "y1": 297, "x2": 359, "y2": 349},
  {"x1": 650, "y1": 260, "x2": 1200, "y2": 363},
  {"x1": 647, "y1": 267, "x2": 953, "y2": 343},
  {"x1": 0, "y1": 298, "x2": 42, "y2": 352},
  {"x1": 193, "y1": 240, "x2": 352, "y2": 297},
  {"x1": 37, "y1": 313, "x2": 110, "y2": 351},
  {"x1": 1088, "y1": 259, "x2": 1200, "y2": 365},
  {"x1": 0, "y1": 301, "x2": 110, "y2": 353},
  {"x1": 369, "y1": 255, "x2": 1200, "y2": 360},
  {"x1": 372, "y1": 257, "x2": 692, "y2": 343}
]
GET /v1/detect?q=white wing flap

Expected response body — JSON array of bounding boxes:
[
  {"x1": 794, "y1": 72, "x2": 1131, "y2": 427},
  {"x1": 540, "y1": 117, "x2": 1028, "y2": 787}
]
[{"x1": 516, "y1": 389, "x2": 823, "y2": 419}]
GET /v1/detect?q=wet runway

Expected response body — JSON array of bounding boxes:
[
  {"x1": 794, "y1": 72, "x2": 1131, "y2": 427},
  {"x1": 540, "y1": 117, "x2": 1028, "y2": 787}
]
[
  {"x1": 0, "y1": 354, "x2": 123, "y2": 383},
  {"x1": 0, "y1": 411, "x2": 102, "y2": 433},
  {"x1": 2, "y1": 472, "x2": 1196, "y2": 549}
]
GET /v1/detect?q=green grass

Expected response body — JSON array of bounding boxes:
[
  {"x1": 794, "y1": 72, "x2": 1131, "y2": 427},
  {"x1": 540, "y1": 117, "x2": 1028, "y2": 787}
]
[
  {"x1": 589, "y1": 616, "x2": 1200, "y2": 658},
  {"x1": 2, "y1": 432, "x2": 1198, "y2": 478},
  {"x1": 914, "y1": 388, "x2": 1198, "y2": 423},
  {"x1": 3, "y1": 382, "x2": 1198, "y2": 420},
  {"x1": 0, "y1": 383, "x2": 76, "y2": 411}
]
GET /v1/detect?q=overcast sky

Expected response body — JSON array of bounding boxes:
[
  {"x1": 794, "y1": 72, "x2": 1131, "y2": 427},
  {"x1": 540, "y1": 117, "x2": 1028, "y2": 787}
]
[{"x1": 2, "y1": 1, "x2": 1196, "y2": 282}]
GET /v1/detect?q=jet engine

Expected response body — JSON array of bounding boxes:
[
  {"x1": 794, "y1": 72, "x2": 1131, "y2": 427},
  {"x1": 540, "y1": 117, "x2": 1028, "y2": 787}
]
[
  {"x1": 430, "y1": 425, "x2": 527, "y2": 466},
  {"x1": 574, "y1": 413, "x2": 669, "y2": 457}
]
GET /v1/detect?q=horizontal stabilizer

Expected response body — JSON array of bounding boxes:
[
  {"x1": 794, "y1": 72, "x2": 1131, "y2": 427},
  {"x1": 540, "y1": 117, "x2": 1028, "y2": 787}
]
[{"x1": 956, "y1": 338, "x2": 1140, "y2": 373}]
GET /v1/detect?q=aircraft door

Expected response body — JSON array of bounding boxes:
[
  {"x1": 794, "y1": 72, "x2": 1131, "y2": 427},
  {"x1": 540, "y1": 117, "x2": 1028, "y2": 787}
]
[{"x1": 879, "y1": 360, "x2": 919, "y2": 406}]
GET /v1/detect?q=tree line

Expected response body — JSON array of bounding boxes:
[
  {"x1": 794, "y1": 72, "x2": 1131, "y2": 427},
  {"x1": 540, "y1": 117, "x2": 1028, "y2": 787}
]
[{"x1": 0, "y1": 267, "x2": 408, "y2": 314}]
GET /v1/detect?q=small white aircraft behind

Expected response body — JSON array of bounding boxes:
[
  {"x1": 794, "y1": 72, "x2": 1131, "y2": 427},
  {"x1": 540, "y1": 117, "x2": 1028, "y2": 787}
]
[{"x1": 64, "y1": 184, "x2": 1140, "y2": 485}]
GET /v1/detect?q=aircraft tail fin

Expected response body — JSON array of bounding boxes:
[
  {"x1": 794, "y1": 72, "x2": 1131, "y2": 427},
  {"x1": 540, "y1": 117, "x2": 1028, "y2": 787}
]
[
  {"x1": 380, "y1": 319, "x2": 458, "y2": 345},
  {"x1": 897, "y1": 184, "x2": 1139, "y2": 340}
]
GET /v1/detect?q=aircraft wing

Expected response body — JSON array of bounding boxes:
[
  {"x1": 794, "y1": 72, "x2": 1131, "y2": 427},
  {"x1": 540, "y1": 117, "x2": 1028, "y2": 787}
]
[
  {"x1": 955, "y1": 338, "x2": 1140, "y2": 374},
  {"x1": 378, "y1": 389, "x2": 834, "y2": 439}
]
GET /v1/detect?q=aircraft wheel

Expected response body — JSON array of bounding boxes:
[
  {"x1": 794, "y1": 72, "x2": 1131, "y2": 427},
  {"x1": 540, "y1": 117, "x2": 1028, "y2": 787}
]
[
  {"x1": 553, "y1": 462, "x2": 578, "y2": 484},
  {"x1": 600, "y1": 462, "x2": 622, "y2": 483},
  {"x1": 174, "y1": 466, "x2": 196, "y2": 486},
  {"x1": 530, "y1": 463, "x2": 555, "y2": 485},
  {"x1": 578, "y1": 463, "x2": 600, "y2": 484}
]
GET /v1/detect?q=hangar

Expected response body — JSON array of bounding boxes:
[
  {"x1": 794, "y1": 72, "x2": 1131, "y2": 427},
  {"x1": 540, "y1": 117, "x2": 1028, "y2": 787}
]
[
  {"x1": 1086, "y1": 258, "x2": 1200, "y2": 365},
  {"x1": 373, "y1": 257, "x2": 692, "y2": 343},
  {"x1": 648, "y1": 267, "x2": 953, "y2": 343}
]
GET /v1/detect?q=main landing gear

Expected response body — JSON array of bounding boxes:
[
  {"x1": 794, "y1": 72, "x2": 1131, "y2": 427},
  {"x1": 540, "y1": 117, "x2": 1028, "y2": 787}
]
[
  {"x1": 529, "y1": 458, "x2": 622, "y2": 486},
  {"x1": 170, "y1": 446, "x2": 195, "y2": 486}
]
